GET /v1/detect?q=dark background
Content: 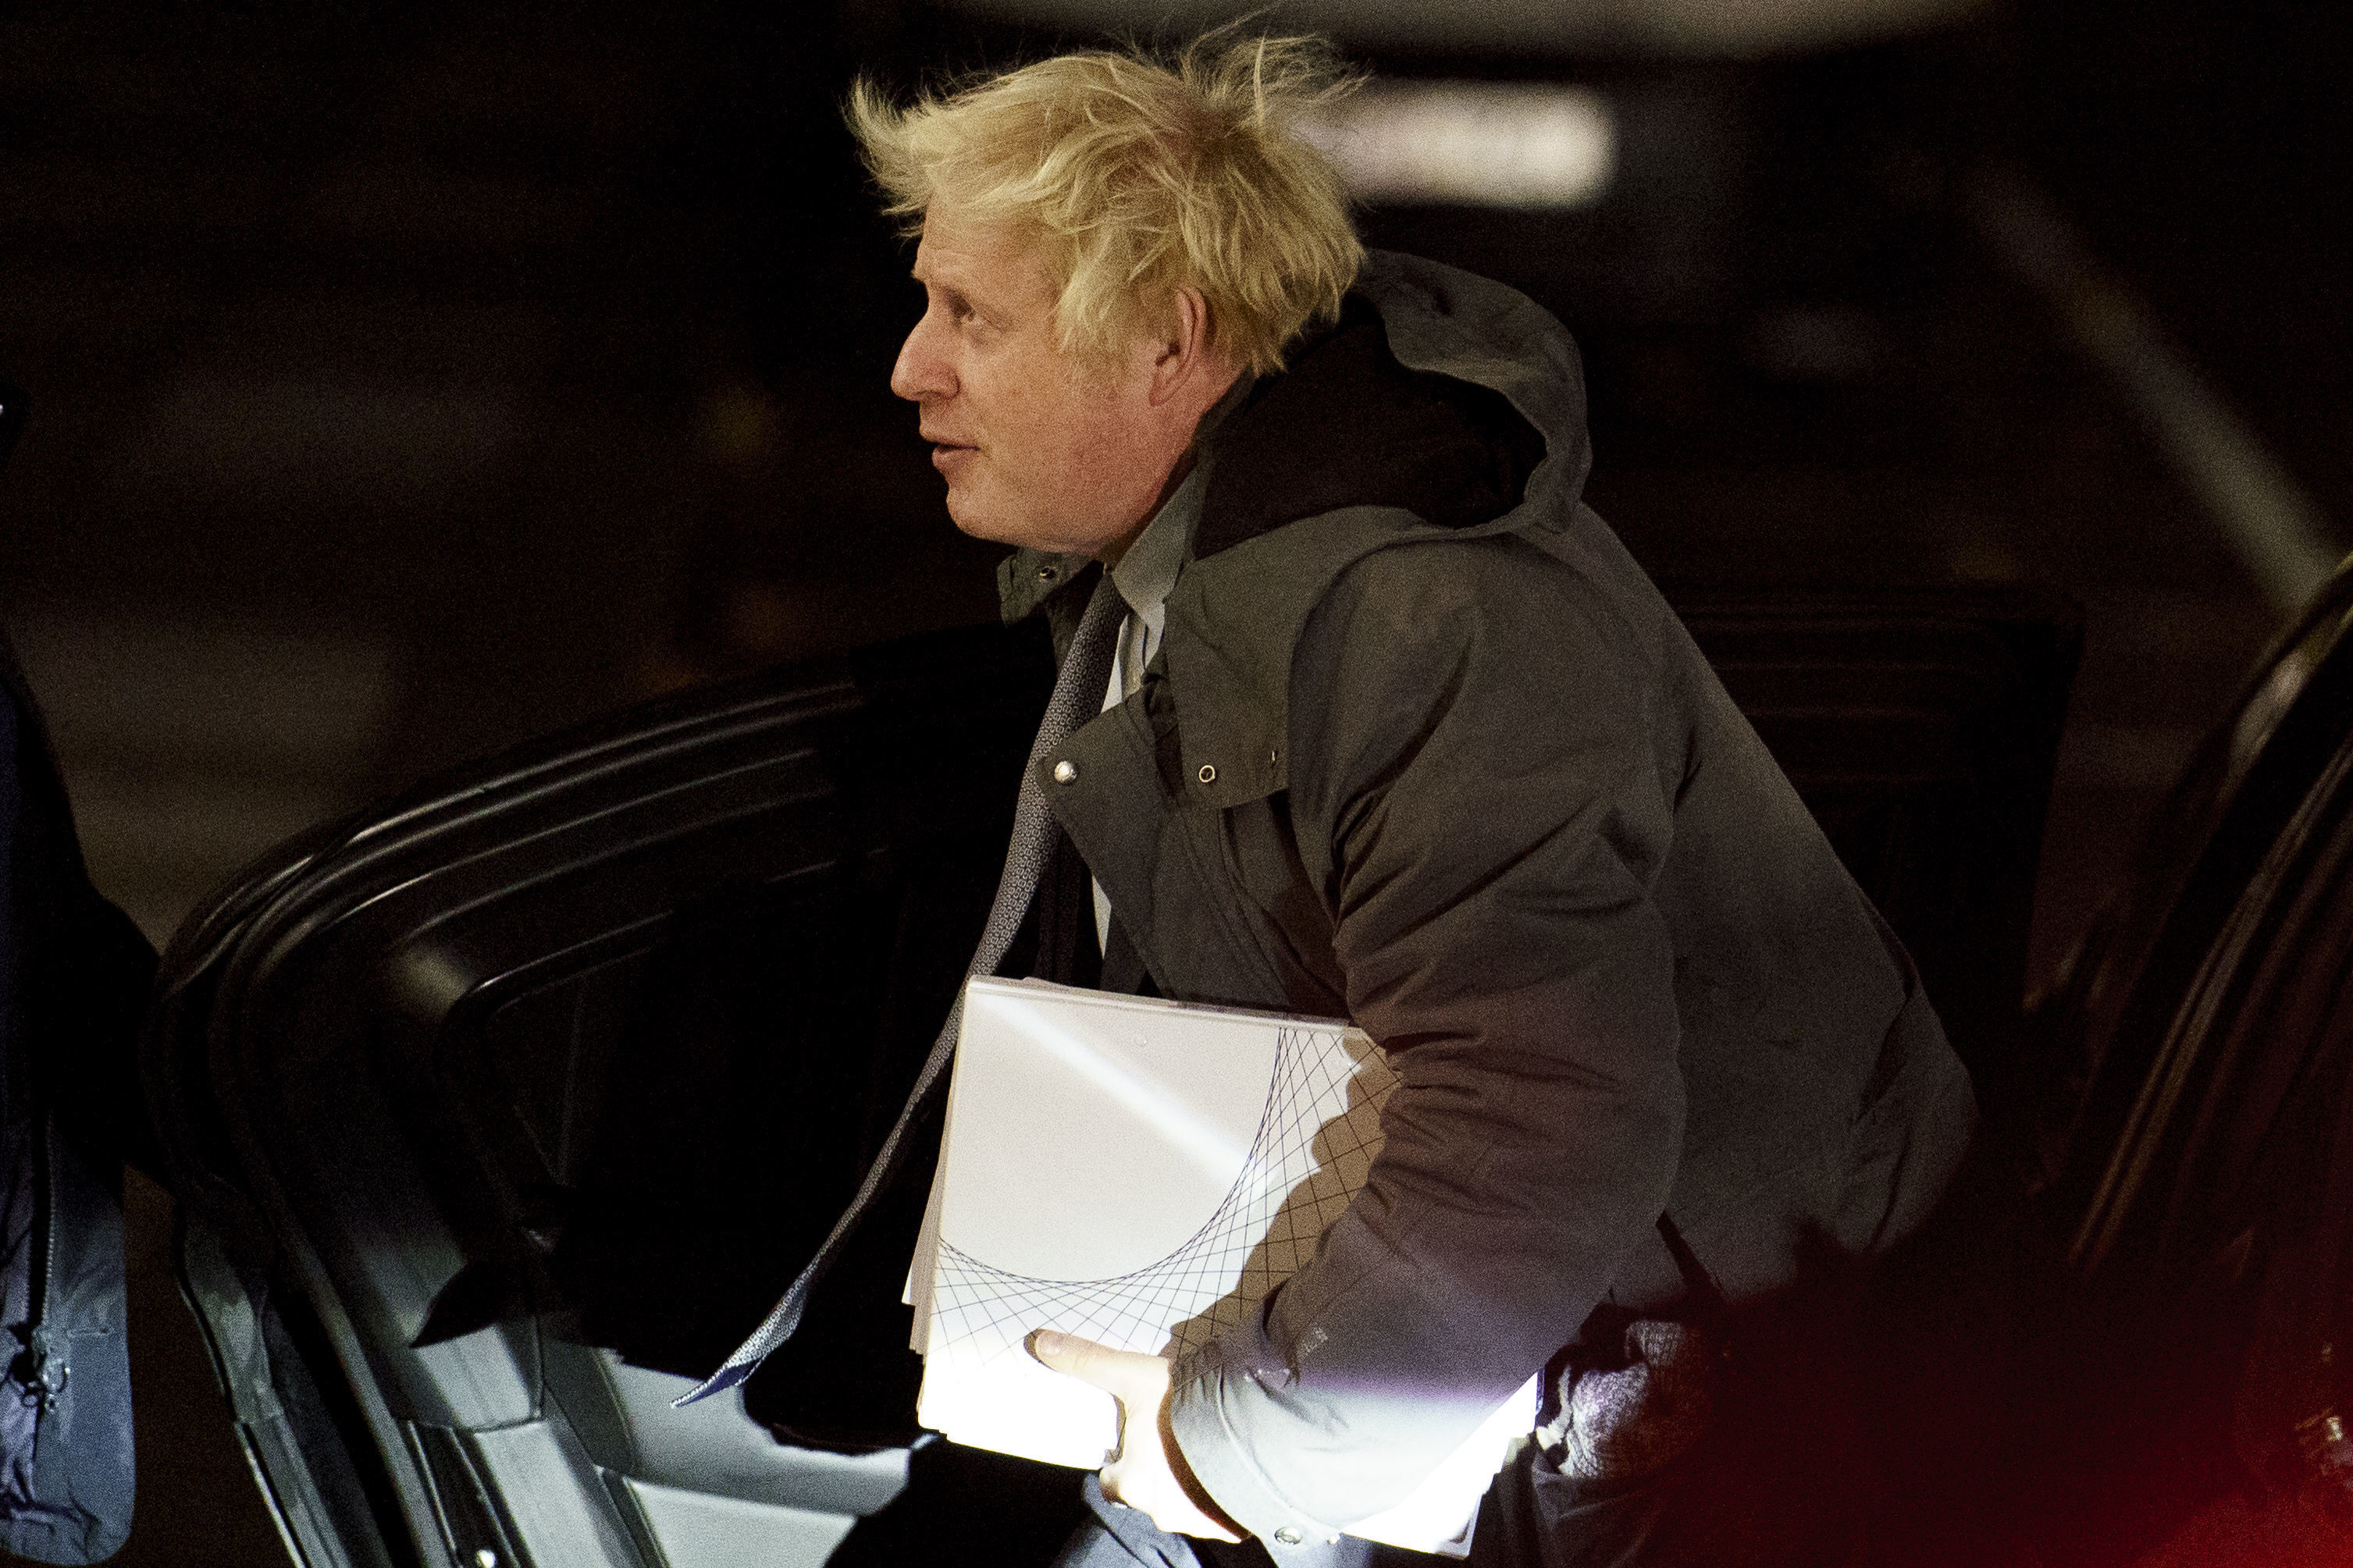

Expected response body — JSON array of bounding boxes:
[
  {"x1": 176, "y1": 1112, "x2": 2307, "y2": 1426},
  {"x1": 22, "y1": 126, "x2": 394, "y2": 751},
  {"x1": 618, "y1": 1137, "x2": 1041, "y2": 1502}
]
[{"x1": 0, "y1": 0, "x2": 2344, "y2": 1560}]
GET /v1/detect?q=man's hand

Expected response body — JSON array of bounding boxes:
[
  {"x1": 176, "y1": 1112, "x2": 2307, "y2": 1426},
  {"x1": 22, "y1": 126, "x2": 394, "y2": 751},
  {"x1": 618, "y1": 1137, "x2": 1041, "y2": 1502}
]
[{"x1": 1027, "y1": 1329, "x2": 1244, "y2": 1543}]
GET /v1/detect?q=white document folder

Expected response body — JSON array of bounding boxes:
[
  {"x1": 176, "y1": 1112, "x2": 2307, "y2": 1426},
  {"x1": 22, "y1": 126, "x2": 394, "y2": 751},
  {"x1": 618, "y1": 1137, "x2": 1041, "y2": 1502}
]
[{"x1": 907, "y1": 977, "x2": 1535, "y2": 1557}]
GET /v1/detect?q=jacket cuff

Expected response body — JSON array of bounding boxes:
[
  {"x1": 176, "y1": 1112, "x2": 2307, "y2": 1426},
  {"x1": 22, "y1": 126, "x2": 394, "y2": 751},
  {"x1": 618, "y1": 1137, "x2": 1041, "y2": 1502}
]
[{"x1": 1165, "y1": 1343, "x2": 1346, "y2": 1559}]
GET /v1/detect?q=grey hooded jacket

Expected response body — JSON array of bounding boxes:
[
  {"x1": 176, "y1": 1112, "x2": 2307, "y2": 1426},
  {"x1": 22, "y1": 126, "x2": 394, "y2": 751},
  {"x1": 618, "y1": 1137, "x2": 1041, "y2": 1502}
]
[{"x1": 995, "y1": 252, "x2": 1976, "y2": 1553}]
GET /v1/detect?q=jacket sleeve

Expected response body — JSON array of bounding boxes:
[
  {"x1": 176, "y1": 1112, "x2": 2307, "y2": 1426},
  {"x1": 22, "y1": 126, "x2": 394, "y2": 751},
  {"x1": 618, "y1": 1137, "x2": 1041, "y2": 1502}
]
[{"x1": 1166, "y1": 539, "x2": 1689, "y2": 1548}]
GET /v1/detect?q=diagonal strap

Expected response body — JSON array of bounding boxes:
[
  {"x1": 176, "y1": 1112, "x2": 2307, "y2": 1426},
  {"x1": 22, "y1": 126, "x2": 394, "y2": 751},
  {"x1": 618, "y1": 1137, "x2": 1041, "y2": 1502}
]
[{"x1": 678, "y1": 574, "x2": 1127, "y2": 1406}]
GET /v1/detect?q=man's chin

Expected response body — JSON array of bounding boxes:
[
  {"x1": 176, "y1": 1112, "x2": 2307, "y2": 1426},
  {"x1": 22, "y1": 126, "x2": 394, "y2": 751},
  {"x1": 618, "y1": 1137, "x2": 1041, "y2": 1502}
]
[
  {"x1": 947, "y1": 494, "x2": 1045, "y2": 551},
  {"x1": 945, "y1": 489, "x2": 1116, "y2": 557},
  {"x1": 946, "y1": 498, "x2": 1016, "y2": 545}
]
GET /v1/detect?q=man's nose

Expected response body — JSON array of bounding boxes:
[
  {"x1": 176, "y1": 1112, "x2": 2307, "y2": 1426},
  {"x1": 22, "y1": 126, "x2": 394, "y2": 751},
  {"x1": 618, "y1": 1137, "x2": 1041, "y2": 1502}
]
[{"x1": 890, "y1": 313, "x2": 954, "y2": 403}]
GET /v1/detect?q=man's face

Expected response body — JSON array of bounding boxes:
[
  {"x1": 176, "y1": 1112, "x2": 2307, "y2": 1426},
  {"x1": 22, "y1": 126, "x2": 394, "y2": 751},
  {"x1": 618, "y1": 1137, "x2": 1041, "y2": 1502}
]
[{"x1": 891, "y1": 210, "x2": 1191, "y2": 558}]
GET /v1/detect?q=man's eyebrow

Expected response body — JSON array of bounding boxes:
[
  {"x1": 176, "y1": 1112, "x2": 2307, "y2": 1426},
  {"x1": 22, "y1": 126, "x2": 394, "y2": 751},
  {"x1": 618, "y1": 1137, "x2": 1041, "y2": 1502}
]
[{"x1": 908, "y1": 265, "x2": 972, "y2": 311}]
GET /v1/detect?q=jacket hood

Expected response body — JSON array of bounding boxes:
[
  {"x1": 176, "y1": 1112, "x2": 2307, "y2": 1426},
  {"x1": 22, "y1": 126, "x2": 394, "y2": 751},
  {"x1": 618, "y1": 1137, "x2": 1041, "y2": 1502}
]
[
  {"x1": 1002, "y1": 251, "x2": 1600, "y2": 809},
  {"x1": 999, "y1": 251, "x2": 1593, "y2": 620},
  {"x1": 1192, "y1": 290, "x2": 1549, "y2": 560}
]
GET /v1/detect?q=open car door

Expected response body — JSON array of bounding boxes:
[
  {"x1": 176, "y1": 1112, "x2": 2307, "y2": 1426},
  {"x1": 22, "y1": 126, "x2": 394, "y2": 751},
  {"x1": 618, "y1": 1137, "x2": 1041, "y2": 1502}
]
[
  {"x1": 140, "y1": 586, "x2": 2077, "y2": 1568},
  {"x1": 144, "y1": 621, "x2": 1058, "y2": 1568}
]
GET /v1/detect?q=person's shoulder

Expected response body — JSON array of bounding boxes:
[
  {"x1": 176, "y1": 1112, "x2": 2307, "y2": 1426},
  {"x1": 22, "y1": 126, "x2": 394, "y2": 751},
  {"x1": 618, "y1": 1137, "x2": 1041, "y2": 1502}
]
[{"x1": 1312, "y1": 528, "x2": 1671, "y2": 677}]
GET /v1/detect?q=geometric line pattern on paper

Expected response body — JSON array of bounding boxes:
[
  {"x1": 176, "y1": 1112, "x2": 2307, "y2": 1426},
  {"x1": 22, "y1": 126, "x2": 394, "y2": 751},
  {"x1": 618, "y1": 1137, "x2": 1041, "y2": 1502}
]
[{"x1": 930, "y1": 1026, "x2": 1397, "y2": 1371}]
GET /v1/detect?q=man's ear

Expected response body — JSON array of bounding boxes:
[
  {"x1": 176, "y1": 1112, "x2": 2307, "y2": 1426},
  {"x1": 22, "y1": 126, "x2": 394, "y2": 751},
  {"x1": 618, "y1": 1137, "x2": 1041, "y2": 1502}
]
[{"x1": 1146, "y1": 286, "x2": 1217, "y2": 408}]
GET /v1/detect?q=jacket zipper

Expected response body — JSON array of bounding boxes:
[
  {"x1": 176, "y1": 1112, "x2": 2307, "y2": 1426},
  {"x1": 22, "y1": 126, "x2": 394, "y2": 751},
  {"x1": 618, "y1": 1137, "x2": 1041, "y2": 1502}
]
[{"x1": 21, "y1": 1109, "x2": 67, "y2": 1414}]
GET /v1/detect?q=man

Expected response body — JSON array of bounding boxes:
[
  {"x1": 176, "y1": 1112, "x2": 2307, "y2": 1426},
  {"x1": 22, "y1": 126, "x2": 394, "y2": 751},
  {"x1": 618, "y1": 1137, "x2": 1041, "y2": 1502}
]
[{"x1": 734, "y1": 34, "x2": 1977, "y2": 1566}]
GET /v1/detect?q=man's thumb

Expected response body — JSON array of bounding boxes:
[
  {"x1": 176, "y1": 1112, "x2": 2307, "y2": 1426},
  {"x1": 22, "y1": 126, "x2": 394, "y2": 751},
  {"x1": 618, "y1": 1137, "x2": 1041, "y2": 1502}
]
[{"x1": 1027, "y1": 1330, "x2": 1155, "y2": 1395}]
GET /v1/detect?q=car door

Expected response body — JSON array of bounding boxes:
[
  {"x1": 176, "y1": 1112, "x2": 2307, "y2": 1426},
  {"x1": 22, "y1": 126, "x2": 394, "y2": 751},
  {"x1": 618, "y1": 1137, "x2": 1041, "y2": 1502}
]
[
  {"x1": 141, "y1": 583, "x2": 2077, "y2": 1568},
  {"x1": 144, "y1": 619, "x2": 1055, "y2": 1568}
]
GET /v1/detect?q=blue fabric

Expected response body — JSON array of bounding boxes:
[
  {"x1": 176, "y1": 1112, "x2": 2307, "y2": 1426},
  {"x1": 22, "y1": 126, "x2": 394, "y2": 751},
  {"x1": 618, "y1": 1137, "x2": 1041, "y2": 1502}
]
[
  {"x1": 0, "y1": 692, "x2": 27, "y2": 1514},
  {"x1": 0, "y1": 643, "x2": 141, "y2": 1563},
  {"x1": 0, "y1": 683, "x2": 13, "y2": 1071}
]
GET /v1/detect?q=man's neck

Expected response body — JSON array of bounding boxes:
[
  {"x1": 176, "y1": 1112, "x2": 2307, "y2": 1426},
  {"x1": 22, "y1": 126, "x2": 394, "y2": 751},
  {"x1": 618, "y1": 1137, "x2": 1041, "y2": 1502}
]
[
  {"x1": 1098, "y1": 450, "x2": 1198, "y2": 568},
  {"x1": 1094, "y1": 368, "x2": 1254, "y2": 567}
]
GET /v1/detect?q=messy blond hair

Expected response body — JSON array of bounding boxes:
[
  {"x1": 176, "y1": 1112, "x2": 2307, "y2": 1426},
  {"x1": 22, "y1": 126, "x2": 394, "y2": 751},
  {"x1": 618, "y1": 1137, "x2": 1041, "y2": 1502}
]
[{"x1": 847, "y1": 34, "x2": 1365, "y2": 376}]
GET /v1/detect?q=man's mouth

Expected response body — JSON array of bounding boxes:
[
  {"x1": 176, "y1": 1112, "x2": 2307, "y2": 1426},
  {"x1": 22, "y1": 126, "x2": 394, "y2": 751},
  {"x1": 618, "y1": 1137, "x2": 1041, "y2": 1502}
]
[{"x1": 928, "y1": 439, "x2": 977, "y2": 475}]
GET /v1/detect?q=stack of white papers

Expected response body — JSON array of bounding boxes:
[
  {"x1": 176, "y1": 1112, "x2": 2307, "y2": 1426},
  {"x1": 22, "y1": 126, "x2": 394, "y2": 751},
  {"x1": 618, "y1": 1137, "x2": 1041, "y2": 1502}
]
[{"x1": 905, "y1": 977, "x2": 1535, "y2": 1557}]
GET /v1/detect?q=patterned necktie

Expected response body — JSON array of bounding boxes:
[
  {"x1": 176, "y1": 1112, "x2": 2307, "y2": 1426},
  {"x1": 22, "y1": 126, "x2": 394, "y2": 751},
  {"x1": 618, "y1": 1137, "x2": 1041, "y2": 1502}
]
[{"x1": 680, "y1": 572, "x2": 1127, "y2": 1404}]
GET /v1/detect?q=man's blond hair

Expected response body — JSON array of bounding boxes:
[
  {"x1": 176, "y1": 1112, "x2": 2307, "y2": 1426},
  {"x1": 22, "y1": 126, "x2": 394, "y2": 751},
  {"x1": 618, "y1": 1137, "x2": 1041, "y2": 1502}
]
[{"x1": 847, "y1": 34, "x2": 1365, "y2": 377}]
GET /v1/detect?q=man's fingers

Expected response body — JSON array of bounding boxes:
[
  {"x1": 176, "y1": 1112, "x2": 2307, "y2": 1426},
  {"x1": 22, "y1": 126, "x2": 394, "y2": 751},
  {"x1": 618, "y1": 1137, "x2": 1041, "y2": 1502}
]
[
  {"x1": 1026, "y1": 1330, "x2": 1166, "y2": 1398},
  {"x1": 1029, "y1": 1332, "x2": 1237, "y2": 1542}
]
